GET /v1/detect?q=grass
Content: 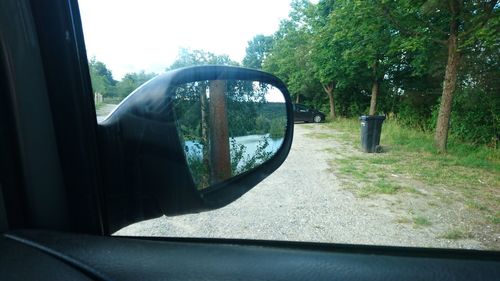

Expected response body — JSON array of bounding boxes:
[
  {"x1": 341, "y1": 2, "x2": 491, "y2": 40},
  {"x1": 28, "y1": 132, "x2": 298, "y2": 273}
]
[
  {"x1": 325, "y1": 118, "x2": 499, "y2": 172},
  {"x1": 306, "y1": 132, "x2": 332, "y2": 139},
  {"x1": 413, "y1": 216, "x2": 432, "y2": 227},
  {"x1": 396, "y1": 217, "x2": 412, "y2": 224},
  {"x1": 358, "y1": 179, "x2": 402, "y2": 197},
  {"x1": 439, "y1": 229, "x2": 473, "y2": 240},
  {"x1": 314, "y1": 117, "x2": 499, "y2": 227}
]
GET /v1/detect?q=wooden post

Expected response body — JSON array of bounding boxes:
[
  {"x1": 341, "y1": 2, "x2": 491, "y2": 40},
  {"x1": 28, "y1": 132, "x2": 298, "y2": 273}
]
[{"x1": 208, "y1": 80, "x2": 231, "y2": 184}]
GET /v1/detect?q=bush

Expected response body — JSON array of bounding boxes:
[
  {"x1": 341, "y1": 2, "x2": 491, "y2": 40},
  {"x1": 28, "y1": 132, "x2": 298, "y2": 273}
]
[{"x1": 449, "y1": 89, "x2": 498, "y2": 146}]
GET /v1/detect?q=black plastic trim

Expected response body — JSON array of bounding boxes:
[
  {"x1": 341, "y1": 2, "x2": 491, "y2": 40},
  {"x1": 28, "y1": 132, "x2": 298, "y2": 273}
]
[{"x1": 98, "y1": 66, "x2": 293, "y2": 232}]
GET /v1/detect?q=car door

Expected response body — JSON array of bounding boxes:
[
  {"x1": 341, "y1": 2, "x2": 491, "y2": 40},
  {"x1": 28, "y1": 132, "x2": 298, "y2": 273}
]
[{"x1": 294, "y1": 104, "x2": 310, "y2": 122}]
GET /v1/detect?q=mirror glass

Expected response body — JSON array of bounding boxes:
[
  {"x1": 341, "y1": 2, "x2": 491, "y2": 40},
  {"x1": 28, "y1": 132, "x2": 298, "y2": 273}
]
[{"x1": 173, "y1": 80, "x2": 287, "y2": 190}]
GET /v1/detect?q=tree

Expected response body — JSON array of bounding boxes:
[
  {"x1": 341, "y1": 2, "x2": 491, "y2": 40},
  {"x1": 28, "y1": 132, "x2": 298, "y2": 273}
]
[
  {"x1": 88, "y1": 57, "x2": 116, "y2": 98},
  {"x1": 309, "y1": 0, "x2": 347, "y2": 119},
  {"x1": 208, "y1": 80, "x2": 231, "y2": 183},
  {"x1": 243, "y1": 35, "x2": 274, "y2": 69},
  {"x1": 327, "y1": 0, "x2": 398, "y2": 116},
  {"x1": 168, "y1": 49, "x2": 238, "y2": 186},
  {"x1": 168, "y1": 48, "x2": 238, "y2": 70},
  {"x1": 264, "y1": 0, "x2": 320, "y2": 105},
  {"x1": 381, "y1": 0, "x2": 499, "y2": 151},
  {"x1": 115, "y1": 71, "x2": 157, "y2": 99}
]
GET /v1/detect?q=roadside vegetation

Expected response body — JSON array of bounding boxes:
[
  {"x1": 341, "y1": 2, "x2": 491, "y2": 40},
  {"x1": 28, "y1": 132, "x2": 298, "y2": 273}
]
[
  {"x1": 261, "y1": 0, "x2": 498, "y2": 154},
  {"x1": 327, "y1": 118, "x2": 498, "y2": 219},
  {"x1": 308, "y1": 118, "x2": 499, "y2": 247}
]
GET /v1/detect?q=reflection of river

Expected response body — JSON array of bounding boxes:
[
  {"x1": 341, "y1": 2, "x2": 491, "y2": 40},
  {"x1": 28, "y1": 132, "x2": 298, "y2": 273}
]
[{"x1": 184, "y1": 134, "x2": 283, "y2": 161}]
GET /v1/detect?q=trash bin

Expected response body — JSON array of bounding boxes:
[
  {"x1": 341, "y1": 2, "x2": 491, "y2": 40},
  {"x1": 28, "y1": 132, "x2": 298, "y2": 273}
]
[{"x1": 359, "y1": 115, "x2": 385, "y2": 153}]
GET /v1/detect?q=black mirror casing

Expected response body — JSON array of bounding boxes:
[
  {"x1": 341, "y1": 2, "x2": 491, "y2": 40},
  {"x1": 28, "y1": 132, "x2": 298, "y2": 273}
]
[{"x1": 98, "y1": 66, "x2": 294, "y2": 233}]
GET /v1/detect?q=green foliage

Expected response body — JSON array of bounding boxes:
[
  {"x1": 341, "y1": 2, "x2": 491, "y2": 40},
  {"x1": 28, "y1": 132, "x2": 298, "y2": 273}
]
[
  {"x1": 325, "y1": 118, "x2": 499, "y2": 230},
  {"x1": 88, "y1": 57, "x2": 116, "y2": 97},
  {"x1": 115, "y1": 71, "x2": 157, "y2": 99},
  {"x1": 88, "y1": 57, "x2": 157, "y2": 102},
  {"x1": 263, "y1": 0, "x2": 319, "y2": 103},
  {"x1": 439, "y1": 229, "x2": 472, "y2": 240},
  {"x1": 257, "y1": 0, "x2": 499, "y2": 146},
  {"x1": 168, "y1": 48, "x2": 238, "y2": 70},
  {"x1": 243, "y1": 35, "x2": 274, "y2": 69},
  {"x1": 449, "y1": 88, "x2": 499, "y2": 146},
  {"x1": 184, "y1": 143, "x2": 209, "y2": 189},
  {"x1": 270, "y1": 117, "x2": 286, "y2": 139},
  {"x1": 413, "y1": 216, "x2": 432, "y2": 227},
  {"x1": 359, "y1": 179, "x2": 402, "y2": 197},
  {"x1": 232, "y1": 136, "x2": 274, "y2": 175}
]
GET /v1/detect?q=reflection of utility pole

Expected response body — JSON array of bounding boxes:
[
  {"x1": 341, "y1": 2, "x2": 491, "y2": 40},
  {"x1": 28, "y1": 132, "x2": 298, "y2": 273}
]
[{"x1": 208, "y1": 80, "x2": 231, "y2": 184}]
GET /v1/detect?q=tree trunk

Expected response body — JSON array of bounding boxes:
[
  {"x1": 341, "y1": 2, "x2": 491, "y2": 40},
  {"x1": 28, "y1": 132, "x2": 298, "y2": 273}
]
[
  {"x1": 369, "y1": 60, "x2": 379, "y2": 116},
  {"x1": 323, "y1": 82, "x2": 336, "y2": 119},
  {"x1": 435, "y1": 21, "x2": 460, "y2": 152},
  {"x1": 369, "y1": 80, "x2": 379, "y2": 116},
  {"x1": 208, "y1": 80, "x2": 231, "y2": 184},
  {"x1": 295, "y1": 93, "x2": 300, "y2": 104}
]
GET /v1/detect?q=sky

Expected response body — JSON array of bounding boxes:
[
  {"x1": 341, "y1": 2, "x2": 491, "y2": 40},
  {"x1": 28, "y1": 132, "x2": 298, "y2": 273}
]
[{"x1": 78, "y1": 0, "x2": 293, "y2": 80}]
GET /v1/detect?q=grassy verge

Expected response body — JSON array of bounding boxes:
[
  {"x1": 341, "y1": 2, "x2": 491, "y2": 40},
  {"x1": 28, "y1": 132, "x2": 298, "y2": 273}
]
[
  {"x1": 439, "y1": 229, "x2": 473, "y2": 240},
  {"x1": 318, "y1": 118, "x2": 499, "y2": 227}
]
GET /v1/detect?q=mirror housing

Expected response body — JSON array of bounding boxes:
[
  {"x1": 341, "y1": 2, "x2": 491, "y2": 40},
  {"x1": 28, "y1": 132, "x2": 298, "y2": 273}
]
[{"x1": 97, "y1": 66, "x2": 293, "y2": 232}]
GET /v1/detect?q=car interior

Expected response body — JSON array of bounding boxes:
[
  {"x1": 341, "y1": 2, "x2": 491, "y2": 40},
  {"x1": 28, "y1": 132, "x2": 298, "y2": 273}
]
[{"x1": 0, "y1": 0, "x2": 499, "y2": 280}]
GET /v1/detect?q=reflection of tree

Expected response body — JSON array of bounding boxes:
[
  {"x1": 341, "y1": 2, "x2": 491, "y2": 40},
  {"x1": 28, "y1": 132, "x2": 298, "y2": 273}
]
[
  {"x1": 184, "y1": 143, "x2": 209, "y2": 188},
  {"x1": 230, "y1": 136, "x2": 274, "y2": 176},
  {"x1": 174, "y1": 80, "x2": 287, "y2": 189},
  {"x1": 208, "y1": 80, "x2": 231, "y2": 184},
  {"x1": 199, "y1": 84, "x2": 209, "y2": 184}
]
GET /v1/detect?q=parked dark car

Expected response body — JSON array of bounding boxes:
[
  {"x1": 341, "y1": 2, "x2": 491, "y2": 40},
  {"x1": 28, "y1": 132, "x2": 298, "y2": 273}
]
[{"x1": 293, "y1": 104, "x2": 325, "y2": 123}]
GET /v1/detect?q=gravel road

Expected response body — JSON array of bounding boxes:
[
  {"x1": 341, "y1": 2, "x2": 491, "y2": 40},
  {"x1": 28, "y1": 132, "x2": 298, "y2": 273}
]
[
  {"x1": 115, "y1": 123, "x2": 485, "y2": 249},
  {"x1": 96, "y1": 103, "x2": 117, "y2": 122}
]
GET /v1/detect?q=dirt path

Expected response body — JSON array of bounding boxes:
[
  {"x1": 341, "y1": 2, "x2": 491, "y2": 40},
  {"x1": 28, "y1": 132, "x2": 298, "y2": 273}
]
[{"x1": 116, "y1": 124, "x2": 486, "y2": 249}]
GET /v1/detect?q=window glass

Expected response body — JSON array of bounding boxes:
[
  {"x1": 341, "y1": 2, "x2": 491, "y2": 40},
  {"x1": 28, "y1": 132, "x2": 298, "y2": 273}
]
[
  {"x1": 79, "y1": 0, "x2": 500, "y2": 251},
  {"x1": 296, "y1": 104, "x2": 306, "y2": 111}
]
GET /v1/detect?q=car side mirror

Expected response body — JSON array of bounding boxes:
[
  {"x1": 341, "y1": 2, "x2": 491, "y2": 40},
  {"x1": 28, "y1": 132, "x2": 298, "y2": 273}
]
[{"x1": 97, "y1": 66, "x2": 293, "y2": 232}]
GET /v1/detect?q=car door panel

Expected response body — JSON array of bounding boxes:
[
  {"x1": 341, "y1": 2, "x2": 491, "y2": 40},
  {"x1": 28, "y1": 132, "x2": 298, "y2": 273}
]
[
  {"x1": 4, "y1": 230, "x2": 499, "y2": 281},
  {"x1": 0, "y1": 235, "x2": 93, "y2": 281}
]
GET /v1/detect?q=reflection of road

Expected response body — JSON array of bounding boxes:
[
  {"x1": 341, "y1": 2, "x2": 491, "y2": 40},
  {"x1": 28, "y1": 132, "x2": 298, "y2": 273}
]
[
  {"x1": 96, "y1": 104, "x2": 117, "y2": 122},
  {"x1": 114, "y1": 124, "x2": 483, "y2": 250}
]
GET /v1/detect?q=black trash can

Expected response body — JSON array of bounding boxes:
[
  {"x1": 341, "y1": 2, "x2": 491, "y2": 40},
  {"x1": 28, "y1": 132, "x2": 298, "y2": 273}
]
[{"x1": 359, "y1": 115, "x2": 385, "y2": 153}]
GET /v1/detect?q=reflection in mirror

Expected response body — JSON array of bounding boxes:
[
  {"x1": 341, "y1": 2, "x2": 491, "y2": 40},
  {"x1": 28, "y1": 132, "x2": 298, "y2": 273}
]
[{"x1": 173, "y1": 80, "x2": 287, "y2": 190}]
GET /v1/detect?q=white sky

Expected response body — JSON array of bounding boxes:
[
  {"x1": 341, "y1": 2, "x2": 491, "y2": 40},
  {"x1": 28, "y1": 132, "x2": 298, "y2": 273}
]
[{"x1": 78, "y1": 0, "x2": 292, "y2": 80}]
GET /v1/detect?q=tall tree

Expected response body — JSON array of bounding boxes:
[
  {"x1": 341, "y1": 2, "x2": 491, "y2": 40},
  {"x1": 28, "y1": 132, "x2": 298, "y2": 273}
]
[
  {"x1": 168, "y1": 49, "x2": 237, "y2": 185},
  {"x1": 88, "y1": 57, "x2": 116, "y2": 97},
  {"x1": 208, "y1": 80, "x2": 231, "y2": 183},
  {"x1": 330, "y1": 0, "x2": 398, "y2": 116},
  {"x1": 381, "y1": 0, "x2": 498, "y2": 151},
  {"x1": 243, "y1": 35, "x2": 274, "y2": 69},
  {"x1": 168, "y1": 48, "x2": 238, "y2": 70},
  {"x1": 264, "y1": 0, "x2": 320, "y2": 106},
  {"x1": 115, "y1": 71, "x2": 156, "y2": 99},
  {"x1": 309, "y1": 0, "x2": 346, "y2": 118}
]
